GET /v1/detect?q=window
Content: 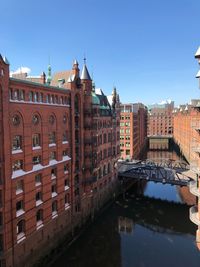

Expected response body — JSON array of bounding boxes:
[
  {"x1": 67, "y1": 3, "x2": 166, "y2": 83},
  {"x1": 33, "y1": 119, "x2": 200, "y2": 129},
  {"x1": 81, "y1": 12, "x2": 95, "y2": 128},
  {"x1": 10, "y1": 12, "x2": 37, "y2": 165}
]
[
  {"x1": 16, "y1": 180, "x2": 23, "y2": 194},
  {"x1": 32, "y1": 115, "x2": 39, "y2": 125},
  {"x1": 12, "y1": 160, "x2": 23, "y2": 171},
  {"x1": 32, "y1": 133, "x2": 40, "y2": 147},
  {"x1": 51, "y1": 184, "x2": 57, "y2": 197},
  {"x1": 36, "y1": 209, "x2": 43, "y2": 229},
  {"x1": 63, "y1": 150, "x2": 68, "y2": 157},
  {"x1": 64, "y1": 164, "x2": 68, "y2": 174},
  {"x1": 16, "y1": 220, "x2": 25, "y2": 242},
  {"x1": 63, "y1": 132, "x2": 67, "y2": 142},
  {"x1": 29, "y1": 91, "x2": 34, "y2": 102},
  {"x1": 49, "y1": 115, "x2": 55, "y2": 125},
  {"x1": 52, "y1": 201, "x2": 58, "y2": 218},
  {"x1": 65, "y1": 193, "x2": 70, "y2": 209},
  {"x1": 35, "y1": 174, "x2": 42, "y2": 186},
  {"x1": 16, "y1": 200, "x2": 24, "y2": 217},
  {"x1": 36, "y1": 191, "x2": 42, "y2": 206},
  {"x1": 64, "y1": 179, "x2": 69, "y2": 190},
  {"x1": 12, "y1": 115, "x2": 20, "y2": 126},
  {"x1": 32, "y1": 156, "x2": 41, "y2": 165},
  {"x1": 51, "y1": 168, "x2": 57, "y2": 179},
  {"x1": 49, "y1": 132, "x2": 56, "y2": 144},
  {"x1": 12, "y1": 135, "x2": 22, "y2": 150},
  {"x1": 49, "y1": 151, "x2": 56, "y2": 161},
  {"x1": 63, "y1": 115, "x2": 67, "y2": 123}
]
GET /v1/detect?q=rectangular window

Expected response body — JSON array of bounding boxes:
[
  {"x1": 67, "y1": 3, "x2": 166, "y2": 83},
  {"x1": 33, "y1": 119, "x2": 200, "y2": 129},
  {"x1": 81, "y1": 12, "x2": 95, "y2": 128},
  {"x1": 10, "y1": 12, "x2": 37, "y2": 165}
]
[
  {"x1": 35, "y1": 174, "x2": 42, "y2": 185},
  {"x1": 12, "y1": 160, "x2": 23, "y2": 171},
  {"x1": 49, "y1": 132, "x2": 56, "y2": 144},
  {"x1": 49, "y1": 151, "x2": 56, "y2": 161},
  {"x1": 63, "y1": 150, "x2": 68, "y2": 157},
  {"x1": 64, "y1": 164, "x2": 68, "y2": 173},
  {"x1": 16, "y1": 200, "x2": 23, "y2": 211},
  {"x1": 63, "y1": 132, "x2": 67, "y2": 142},
  {"x1": 16, "y1": 180, "x2": 23, "y2": 194},
  {"x1": 51, "y1": 184, "x2": 57, "y2": 197},
  {"x1": 36, "y1": 192, "x2": 43, "y2": 206},
  {"x1": 65, "y1": 193, "x2": 70, "y2": 209},
  {"x1": 32, "y1": 134, "x2": 40, "y2": 147},
  {"x1": 33, "y1": 156, "x2": 41, "y2": 165},
  {"x1": 12, "y1": 135, "x2": 22, "y2": 150},
  {"x1": 51, "y1": 168, "x2": 57, "y2": 179},
  {"x1": 64, "y1": 178, "x2": 69, "y2": 190}
]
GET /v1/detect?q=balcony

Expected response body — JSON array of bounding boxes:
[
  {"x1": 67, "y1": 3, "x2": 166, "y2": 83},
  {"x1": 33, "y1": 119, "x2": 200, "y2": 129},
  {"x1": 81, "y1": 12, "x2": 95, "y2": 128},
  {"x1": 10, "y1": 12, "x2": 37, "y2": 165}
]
[
  {"x1": 190, "y1": 206, "x2": 200, "y2": 226},
  {"x1": 189, "y1": 180, "x2": 200, "y2": 197}
]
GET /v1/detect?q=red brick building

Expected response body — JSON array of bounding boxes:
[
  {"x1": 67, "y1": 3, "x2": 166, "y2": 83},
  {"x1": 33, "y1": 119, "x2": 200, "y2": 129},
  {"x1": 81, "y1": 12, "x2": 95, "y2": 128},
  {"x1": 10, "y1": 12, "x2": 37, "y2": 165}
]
[
  {"x1": 147, "y1": 101, "x2": 174, "y2": 136},
  {"x1": 173, "y1": 46, "x2": 200, "y2": 249},
  {"x1": 173, "y1": 101, "x2": 200, "y2": 247},
  {"x1": 120, "y1": 103, "x2": 147, "y2": 160},
  {"x1": 0, "y1": 55, "x2": 120, "y2": 267}
]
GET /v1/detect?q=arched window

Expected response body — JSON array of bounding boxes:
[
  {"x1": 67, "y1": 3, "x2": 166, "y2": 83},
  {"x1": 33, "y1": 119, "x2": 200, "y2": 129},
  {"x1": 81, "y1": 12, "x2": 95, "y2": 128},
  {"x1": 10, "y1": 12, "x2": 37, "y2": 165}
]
[{"x1": 16, "y1": 219, "x2": 25, "y2": 242}]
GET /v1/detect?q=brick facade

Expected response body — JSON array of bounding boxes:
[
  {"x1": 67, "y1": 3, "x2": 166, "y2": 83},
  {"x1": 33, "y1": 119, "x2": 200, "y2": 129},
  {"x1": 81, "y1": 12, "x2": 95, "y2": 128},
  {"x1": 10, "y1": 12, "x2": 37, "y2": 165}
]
[
  {"x1": 0, "y1": 55, "x2": 120, "y2": 267},
  {"x1": 120, "y1": 103, "x2": 147, "y2": 160},
  {"x1": 147, "y1": 102, "x2": 174, "y2": 136}
]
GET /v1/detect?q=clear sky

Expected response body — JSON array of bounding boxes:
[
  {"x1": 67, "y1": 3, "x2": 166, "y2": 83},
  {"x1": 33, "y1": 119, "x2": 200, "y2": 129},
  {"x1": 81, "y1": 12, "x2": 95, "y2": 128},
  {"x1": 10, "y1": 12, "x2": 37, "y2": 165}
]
[{"x1": 1, "y1": 0, "x2": 200, "y2": 106}]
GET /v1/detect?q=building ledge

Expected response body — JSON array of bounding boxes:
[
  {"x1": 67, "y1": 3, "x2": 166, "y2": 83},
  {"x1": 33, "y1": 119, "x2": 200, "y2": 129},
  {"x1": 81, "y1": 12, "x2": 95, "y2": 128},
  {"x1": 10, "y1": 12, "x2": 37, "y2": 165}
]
[
  {"x1": 12, "y1": 156, "x2": 71, "y2": 179},
  {"x1": 189, "y1": 180, "x2": 200, "y2": 197},
  {"x1": 190, "y1": 206, "x2": 200, "y2": 226}
]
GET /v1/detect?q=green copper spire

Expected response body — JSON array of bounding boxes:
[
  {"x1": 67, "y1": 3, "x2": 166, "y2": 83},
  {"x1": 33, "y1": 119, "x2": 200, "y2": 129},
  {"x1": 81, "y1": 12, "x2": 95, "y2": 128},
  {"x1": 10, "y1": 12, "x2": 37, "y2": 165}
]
[{"x1": 46, "y1": 64, "x2": 52, "y2": 85}]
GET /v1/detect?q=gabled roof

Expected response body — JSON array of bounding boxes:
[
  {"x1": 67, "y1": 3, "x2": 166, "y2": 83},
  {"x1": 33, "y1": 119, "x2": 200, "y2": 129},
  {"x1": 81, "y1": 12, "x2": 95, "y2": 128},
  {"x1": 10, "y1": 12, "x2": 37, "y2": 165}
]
[{"x1": 81, "y1": 64, "x2": 91, "y2": 80}]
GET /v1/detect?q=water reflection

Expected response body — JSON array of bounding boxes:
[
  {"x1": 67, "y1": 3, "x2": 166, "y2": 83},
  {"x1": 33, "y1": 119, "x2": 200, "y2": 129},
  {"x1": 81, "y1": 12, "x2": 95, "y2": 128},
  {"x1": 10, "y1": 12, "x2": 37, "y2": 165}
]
[{"x1": 50, "y1": 147, "x2": 200, "y2": 267}]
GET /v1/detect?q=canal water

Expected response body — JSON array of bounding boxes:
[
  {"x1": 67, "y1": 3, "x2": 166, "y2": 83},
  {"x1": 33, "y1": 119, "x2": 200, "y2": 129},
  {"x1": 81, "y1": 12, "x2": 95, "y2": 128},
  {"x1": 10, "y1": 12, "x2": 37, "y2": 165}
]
[{"x1": 50, "y1": 149, "x2": 200, "y2": 267}]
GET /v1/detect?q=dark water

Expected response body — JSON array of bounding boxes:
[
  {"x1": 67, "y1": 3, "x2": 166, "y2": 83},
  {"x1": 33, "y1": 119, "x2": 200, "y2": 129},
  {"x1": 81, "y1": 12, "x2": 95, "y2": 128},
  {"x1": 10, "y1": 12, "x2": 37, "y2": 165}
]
[{"x1": 50, "y1": 149, "x2": 200, "y2": 267}]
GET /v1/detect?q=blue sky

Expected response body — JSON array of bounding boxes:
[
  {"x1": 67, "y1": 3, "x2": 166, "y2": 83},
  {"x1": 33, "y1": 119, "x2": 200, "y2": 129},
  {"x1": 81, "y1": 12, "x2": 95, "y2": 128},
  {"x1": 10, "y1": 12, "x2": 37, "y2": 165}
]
[{"x1": 1, "y1": 0, "x2": 200, "y2": 106}]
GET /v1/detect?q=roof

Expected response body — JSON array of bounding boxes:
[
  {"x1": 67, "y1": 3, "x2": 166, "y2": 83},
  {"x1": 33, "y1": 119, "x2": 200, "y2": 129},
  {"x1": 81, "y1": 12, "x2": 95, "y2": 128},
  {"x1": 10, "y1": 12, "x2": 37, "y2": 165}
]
[
  {"x1": 91, "y1": 91, "x2": 100, "y2": 105},
  {"x1": 107, "y1": 95, "x2": 112, "y2": 106},
  {"x1": 195, "y1": 47, "x2": 200, "y2": 58},
  {"x1": 51, "y1": 70, "x2": 72, "y2": 86},
  {"x1": 10, "y1": 77, "x2": 70, "y2": 93},
  {"x1": 81, "y1": 64, "x2": 91, "y2": 80}
]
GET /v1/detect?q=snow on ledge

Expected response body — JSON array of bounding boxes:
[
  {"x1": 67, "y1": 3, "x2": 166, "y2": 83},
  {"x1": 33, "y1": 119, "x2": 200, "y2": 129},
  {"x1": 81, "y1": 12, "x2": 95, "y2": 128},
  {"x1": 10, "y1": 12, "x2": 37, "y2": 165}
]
[{"x1": 12, "y1": 156, "x2": 71, "y2": 179}]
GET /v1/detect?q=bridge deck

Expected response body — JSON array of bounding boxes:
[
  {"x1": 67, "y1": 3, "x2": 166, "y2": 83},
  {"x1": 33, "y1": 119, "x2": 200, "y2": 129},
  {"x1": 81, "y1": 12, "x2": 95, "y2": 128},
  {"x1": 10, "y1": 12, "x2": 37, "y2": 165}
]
[{"x1": 118, "y1": 159, "x2": 191, "y2": 187}]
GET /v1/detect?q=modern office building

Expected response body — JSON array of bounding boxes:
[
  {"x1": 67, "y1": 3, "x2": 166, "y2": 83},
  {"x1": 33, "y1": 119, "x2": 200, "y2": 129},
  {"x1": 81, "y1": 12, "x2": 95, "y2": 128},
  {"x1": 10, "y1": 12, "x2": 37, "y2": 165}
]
[
  {"x1": 120, "y1": 103, "x2": 147, "y2": 160},
  {"x1": 0, "y1": 55, "x2": 120, "y2": 267}
]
